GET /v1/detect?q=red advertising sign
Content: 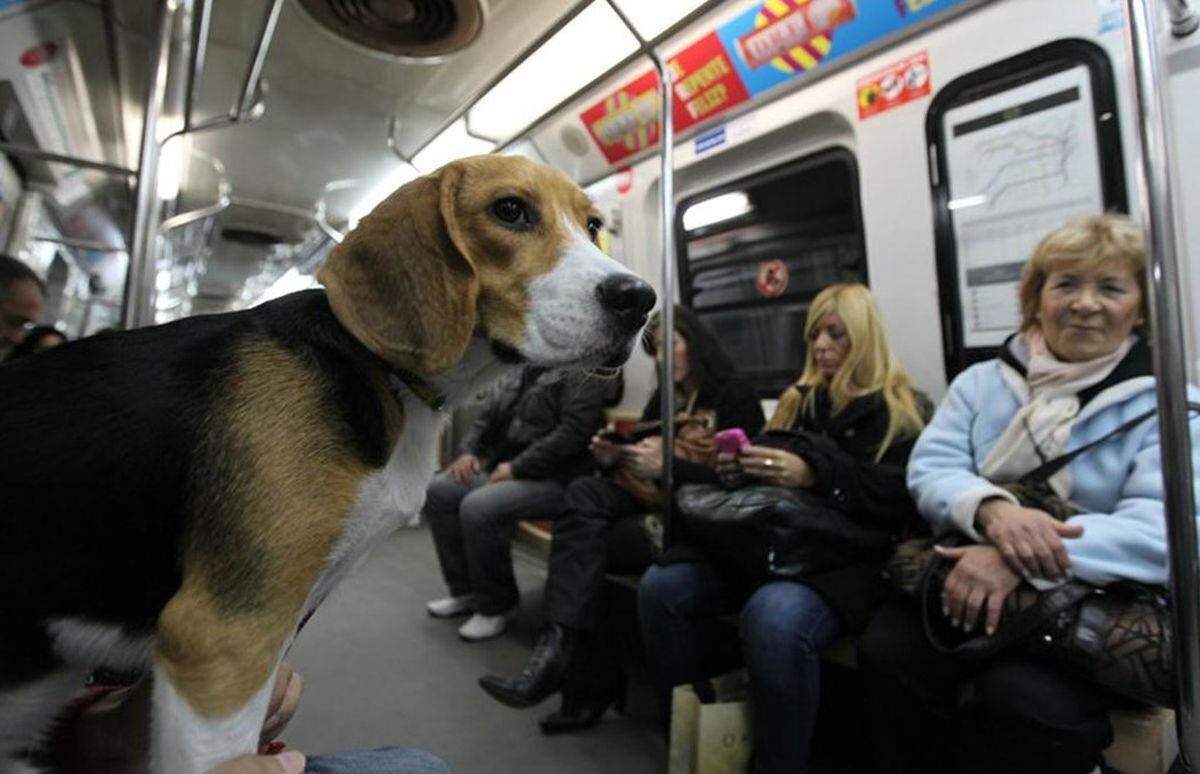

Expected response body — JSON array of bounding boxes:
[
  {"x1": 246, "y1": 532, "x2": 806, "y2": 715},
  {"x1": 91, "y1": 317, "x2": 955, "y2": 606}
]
[
  {"x1": 736, "y1": 0, "x2": 856, "y2": 71},
  {"x1": 668, "y1": 32, "x2": 751, "y2": 132},
  {"x1": 856, "y1": 50, "x2": 931, "y2": 120},
  {"x1": 580, "y1": 33, "x2": 751, "y2": 163},
  {"x1": 580, "y1": 71, "x2": 661, "y2": 165}
]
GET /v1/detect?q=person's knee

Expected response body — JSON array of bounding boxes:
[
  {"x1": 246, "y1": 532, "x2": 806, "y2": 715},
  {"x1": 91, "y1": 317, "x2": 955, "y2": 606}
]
[
  {"x1": 856, "y1": 599, "x2": 925, "y2": 679},
  {"x1": 740, "y1": 584, "x2": 830, "y2": 659},
  {"x1": 424, "y1": 473, "x2": 461, "y2": 513},
  {"x1": 975, "y1": 660, "x2": 1103, "y2": 730},
  {"x1": 564, "y1": 476, "x2": 611, "y2": 511},
  {"x1": 637, "y1": 564, "x2": 698, "y2": 619},
  {"x1": 458, "y1": 487, "x2": 508, "y2": 533}
]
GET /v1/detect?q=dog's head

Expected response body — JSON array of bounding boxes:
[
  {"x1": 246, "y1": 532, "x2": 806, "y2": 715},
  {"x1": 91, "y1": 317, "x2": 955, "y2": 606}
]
[{"x1": 319, "y1": 155, "x2": 655, "y2": 376}]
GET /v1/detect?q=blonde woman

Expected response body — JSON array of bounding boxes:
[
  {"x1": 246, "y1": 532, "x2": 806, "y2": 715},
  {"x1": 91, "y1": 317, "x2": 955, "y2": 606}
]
[
  {"x1": 858, "y1": 215, "x2": 1200, "y2": 774},
  {"x1": 638, "y1": 284, "x2": 927, "y2": 774}
]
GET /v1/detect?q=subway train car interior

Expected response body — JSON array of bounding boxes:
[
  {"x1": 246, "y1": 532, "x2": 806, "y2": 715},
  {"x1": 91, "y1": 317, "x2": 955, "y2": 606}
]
[{"x1": 1, "y1": 0, "x2": 1199, "y2": 771}]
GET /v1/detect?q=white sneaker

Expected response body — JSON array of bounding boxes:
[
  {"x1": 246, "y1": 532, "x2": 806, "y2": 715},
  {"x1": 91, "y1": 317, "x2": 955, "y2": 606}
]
[
  {"x1": 457, "y1": 607, "x2": 518, "y2": 641},
  {"x1": 426, "y1": 594, "x2": 476, "y2": 618}
]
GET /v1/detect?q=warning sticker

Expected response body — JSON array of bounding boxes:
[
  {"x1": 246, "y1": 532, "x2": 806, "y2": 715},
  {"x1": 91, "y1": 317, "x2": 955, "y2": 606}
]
[
  {"x1": 856, "y1": 51, "x2": 931, "y2": 120},
  {"x1": 755, "y1": 259, "x2": 789, "y2": 298}
]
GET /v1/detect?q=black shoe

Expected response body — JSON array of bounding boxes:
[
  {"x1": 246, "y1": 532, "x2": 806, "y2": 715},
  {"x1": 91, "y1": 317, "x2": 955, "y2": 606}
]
[
  {"x1": 478, "y1": 624, "x2": 575, "y2": 708},
  {"x1": 538, "y1": 683, "x2": 625, "y2": 735}
]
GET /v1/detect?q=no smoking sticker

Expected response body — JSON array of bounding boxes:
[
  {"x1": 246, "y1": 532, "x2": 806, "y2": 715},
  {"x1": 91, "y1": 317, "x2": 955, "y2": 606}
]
[
  {"x1": 755, "y1": 259, "x2": 788, "y2": 298},
  {"x1": 856, "y1": 51, "x2": 932, "y2": 120}
]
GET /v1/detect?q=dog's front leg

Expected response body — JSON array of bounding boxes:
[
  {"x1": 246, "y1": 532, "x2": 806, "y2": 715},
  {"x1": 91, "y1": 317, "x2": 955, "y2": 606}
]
[{"x1": 149, "y1": 582, "x2": 291, "y2": 774}]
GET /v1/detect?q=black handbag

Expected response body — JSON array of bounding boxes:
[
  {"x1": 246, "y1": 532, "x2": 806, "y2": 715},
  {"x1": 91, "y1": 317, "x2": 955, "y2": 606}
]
[{"x1": 675, "y1": 483, "x2": 894, "y2": 580}]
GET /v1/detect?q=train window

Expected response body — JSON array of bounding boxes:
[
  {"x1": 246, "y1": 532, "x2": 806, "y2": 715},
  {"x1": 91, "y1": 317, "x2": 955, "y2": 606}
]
[
  {"x1": 927, "y1": 40, "x2": 1126, "y2": 378},
  {"x1": 676, "y1": 148, "x2": 865, "y2": 398}
]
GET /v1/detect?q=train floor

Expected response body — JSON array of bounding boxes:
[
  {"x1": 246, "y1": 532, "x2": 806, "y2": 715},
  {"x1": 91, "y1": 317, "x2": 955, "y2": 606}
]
[{"x1": 284, "y1": 522, "x2": 666, "y2": 773}]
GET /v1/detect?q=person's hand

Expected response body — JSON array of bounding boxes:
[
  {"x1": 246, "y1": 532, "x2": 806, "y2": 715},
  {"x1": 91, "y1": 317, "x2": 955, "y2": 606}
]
[
  {"x1": 621, "y1": 436, "x2": 664, "y2": 479},
  {"x1": 445, "y1": 453, "x2": 480, "y2": 484},
  {"x1": 935, "y1": 543, "x2": 1022, "y2": 636},
  {"x1": 590, "y1": 431, "x2": 620, "y2": 469},
  {"x1": 716, "y1": 451, "x2": 746, "y2": 489},
  {"x1": 210, "y1": 751, "x2": 306, "y2": 774},
  {"x1": 260, "y1": 663, "x2": 304, "y2": 749},
  {"x1": 488, "y1": 462, "x2": 514, "y2": 483},
  {"x1": 975, "y1": 498, "x2": 1083, "y2": 580},
  {"x1": 738, "y1": 446, "x2": 815, "y2": 488}
]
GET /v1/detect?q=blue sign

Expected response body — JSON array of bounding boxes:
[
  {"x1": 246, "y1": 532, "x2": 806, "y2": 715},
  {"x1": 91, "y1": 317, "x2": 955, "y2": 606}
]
[
  {"x1": 694, "y1": 127, "x2": 728, "y2": 154},
  {"x1": 716, "y1": 0, "x2": 974, "y2": 97}
]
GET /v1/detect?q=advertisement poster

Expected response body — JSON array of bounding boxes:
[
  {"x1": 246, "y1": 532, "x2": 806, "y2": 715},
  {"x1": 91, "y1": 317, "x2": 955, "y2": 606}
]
[{"x1": 717, "y1": 0, "x2": 971, "y2": 97}]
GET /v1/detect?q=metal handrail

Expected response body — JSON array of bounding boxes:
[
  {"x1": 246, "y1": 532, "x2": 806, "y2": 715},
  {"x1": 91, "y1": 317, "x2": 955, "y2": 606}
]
[
  {"x1": 32, "y1": 235, "x2": 127, "y2": 253},
  {"x1": 121, "y1": 0, "x2": 179, "y2": 330},
  {"x1": 603, "y1": 0, "x2": 678, "y2": 540},
  {"x1": 312, "y1": 178, "x2": 360, "y2": 244},
  {"x1": 184, "y1": 0, "x2": 212, "y2": 129},
  {"x1": 159, "y1": 148, "x2": 231, "y2": 234},
  {"x1": 1121, "y1": 0, "x2": 1200, "y2": 766},
  {"x1": 0, "y1": 140, "x2": 136, "y2": 178}
]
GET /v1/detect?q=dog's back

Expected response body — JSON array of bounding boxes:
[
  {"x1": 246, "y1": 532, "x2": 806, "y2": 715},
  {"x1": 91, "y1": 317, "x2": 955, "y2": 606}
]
[{"x1": 0, "y1": 291, "x2": 394, "y2": 672}]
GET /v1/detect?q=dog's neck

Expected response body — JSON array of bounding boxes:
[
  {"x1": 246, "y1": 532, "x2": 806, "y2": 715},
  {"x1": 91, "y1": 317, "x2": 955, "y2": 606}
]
[{"x1": 398, "y1": 338, "x2": 516, "y2": 410}]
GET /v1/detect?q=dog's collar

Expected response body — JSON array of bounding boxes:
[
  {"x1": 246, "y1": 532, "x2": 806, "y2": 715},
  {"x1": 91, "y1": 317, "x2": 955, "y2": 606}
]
[{"x1": 389, "y1": 367, "x2": 447, "y2": 411}]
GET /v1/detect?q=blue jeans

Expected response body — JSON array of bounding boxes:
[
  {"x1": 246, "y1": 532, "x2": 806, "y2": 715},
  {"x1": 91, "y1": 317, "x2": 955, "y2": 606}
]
[
  {"x1": 306, "y1": 746, "x2": 451, "y2": 774},
  {"x1": 638, "y1": 563, "x2": 842, "y2": 774}
]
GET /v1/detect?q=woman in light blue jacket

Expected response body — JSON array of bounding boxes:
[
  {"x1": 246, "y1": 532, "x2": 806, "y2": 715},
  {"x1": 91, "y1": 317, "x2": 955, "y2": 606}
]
[{"x1": 858, "y1": 214, "x2": 1200, "y2": 774}]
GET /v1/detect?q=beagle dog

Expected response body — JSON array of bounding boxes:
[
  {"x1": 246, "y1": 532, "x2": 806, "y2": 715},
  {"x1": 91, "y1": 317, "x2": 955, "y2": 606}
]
[{"x1": 0, "y1": 154, "x2": 655, "y2": 772}]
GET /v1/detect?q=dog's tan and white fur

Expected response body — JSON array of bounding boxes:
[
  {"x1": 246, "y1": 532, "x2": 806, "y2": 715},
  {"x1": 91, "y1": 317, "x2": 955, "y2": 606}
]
[{"x1": 0, "y1": 154, "x2": 653, "y2": 773}]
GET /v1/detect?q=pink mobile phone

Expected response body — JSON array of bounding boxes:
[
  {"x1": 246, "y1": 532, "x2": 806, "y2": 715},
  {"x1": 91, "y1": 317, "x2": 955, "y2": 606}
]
[{"x1": 715, "y1": 428, "x2": 750, "y2": 455}]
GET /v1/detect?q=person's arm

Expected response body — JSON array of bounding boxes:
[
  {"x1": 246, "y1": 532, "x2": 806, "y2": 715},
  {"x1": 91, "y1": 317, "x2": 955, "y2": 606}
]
[
  {"x1": 1059, "y1": 394, "x2": 1200, "y2": 586},
  {"x1": 804, "y1": 432, "x2": 919, "y2": 530},
  {"x1": 508, "y1": 373, "x2": 610, "y2": 479},
  {"x1": 458, "y1": 380, "x2": 508, "y2": 459},
  {"x1": 907, "y1": 365, "x2": 1020, "y2": 542}
]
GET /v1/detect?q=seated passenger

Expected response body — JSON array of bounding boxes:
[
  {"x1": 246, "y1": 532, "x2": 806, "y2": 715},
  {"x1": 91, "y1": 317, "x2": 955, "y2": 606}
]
[
  {"x1": 423, "y1": 364, "x2": 613, "y2": 641},
  {"x1": 477, "y1": 305, "x2": 765, "y2": 731},
  {"x1": 858, "y1": 214, "x2": 1200, "y2": 774},
  {"x1": 4, "y1": 324, "x2": 67, "y2": 362},
  {"x1": 0, "y1": 254, "x2": 45, "y2": 361},
  {"x1": 637, "y1": 283, "x2": 927, "y2": 773}
]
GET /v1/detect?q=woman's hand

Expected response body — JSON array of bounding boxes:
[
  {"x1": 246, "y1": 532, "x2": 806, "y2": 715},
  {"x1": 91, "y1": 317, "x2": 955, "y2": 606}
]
[
  {"x1": 621, "y1": 436, "x2": 664, "y2": 479},
  {"x1": 738, "y1": 445, "x2": 815, "y2": 488},
  {"x1": 590, "y1": 428, "x2": 620, "y2": 469},
  {"x1": 975, "y1": 498, "x2": 1084, "y2": 580},
  {"x1": 935, "y1": 544, "x2": 1022, "y2": 636},
  {"x1": 716, "y1": 451, "x2": 746, "y2": 489},
  {"x1": 260, "y1": 663, "x2": 304, "y2": 749},
  {"x1": 488, "y1": 462, "x2": 514, "y2": 483}
]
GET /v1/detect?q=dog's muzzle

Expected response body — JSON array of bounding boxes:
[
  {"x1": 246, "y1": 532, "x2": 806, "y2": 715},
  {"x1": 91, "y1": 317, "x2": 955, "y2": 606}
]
[{"x1": 595, "y1": 275, "x2": 656, "y2": 334}]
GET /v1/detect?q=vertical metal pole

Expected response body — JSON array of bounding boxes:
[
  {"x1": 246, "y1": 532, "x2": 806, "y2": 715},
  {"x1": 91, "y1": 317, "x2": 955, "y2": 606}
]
[
  {"x1": 654, "y1": 58, "x2": 677, "y2": 543},
  {"x1": 602, "y1": 0, "x2": 678, "y2": 541},
  {"x1": 121, "y1": 0, "x2": 180, "y2": 330},
  {"x1": 1122, "y1": 0, "x2": 1200, "y2": 765}
]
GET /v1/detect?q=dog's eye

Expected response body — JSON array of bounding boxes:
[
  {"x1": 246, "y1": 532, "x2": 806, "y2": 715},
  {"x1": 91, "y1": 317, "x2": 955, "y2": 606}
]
[
  {"x1": 587, "y1": 218, "x2": 603, "y2": 242},
  {"x1": 491, "y1": 197, "x2": 532, "y2": 227}
]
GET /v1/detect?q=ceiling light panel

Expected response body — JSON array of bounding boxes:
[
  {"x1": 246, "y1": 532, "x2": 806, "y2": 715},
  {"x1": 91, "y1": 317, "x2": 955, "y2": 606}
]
[{"x1": 467, "y1": 2, "x2": 639, "y2": 142}]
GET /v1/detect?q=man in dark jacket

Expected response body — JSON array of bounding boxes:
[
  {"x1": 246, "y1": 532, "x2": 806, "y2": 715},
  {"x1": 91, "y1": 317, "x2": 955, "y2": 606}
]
[{"x1": 424, "y1": 365, "x2": 615, "y2": 641}]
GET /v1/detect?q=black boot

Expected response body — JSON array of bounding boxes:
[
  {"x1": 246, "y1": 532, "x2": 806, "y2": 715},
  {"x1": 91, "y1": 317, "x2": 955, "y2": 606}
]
[
  {"x1": 478, "y1": 624, "x2": 576, "y2": 708},
  {"x1": 538, "y1": 680, "x2": 626, "y2": 734}
]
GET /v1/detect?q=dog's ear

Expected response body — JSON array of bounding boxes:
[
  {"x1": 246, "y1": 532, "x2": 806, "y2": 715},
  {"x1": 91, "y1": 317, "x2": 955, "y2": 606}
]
[{"x1": 319, "y1": 164, "x2": 478, "y2": 375}]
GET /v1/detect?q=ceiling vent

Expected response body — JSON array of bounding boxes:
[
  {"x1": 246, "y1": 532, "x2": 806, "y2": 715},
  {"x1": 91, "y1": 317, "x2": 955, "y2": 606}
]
[{"x1": 297, "y1": 0, "x2": 484, "y2": 59}]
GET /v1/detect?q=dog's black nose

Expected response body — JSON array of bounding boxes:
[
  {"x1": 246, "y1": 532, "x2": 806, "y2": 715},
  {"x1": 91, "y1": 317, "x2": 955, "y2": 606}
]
[{"x1": 597, "y1": 275, "x2": 656, "y2": 331}]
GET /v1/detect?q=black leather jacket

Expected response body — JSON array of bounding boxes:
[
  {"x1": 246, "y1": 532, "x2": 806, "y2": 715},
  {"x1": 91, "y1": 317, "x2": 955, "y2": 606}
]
[{"x1": 459, "y1": 366, "x2": 614, "y2": 482}]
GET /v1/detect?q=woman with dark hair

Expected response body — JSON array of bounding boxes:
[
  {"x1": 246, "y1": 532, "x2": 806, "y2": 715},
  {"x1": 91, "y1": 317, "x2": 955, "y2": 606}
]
[{"x1": 478, "y1": 305, "x2": 765, "y2": 731}]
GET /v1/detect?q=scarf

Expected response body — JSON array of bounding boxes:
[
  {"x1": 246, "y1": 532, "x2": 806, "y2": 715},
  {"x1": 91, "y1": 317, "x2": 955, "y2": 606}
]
[{"x1": 981, "y1": 330, "x2": 1135, "y2": 497}]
